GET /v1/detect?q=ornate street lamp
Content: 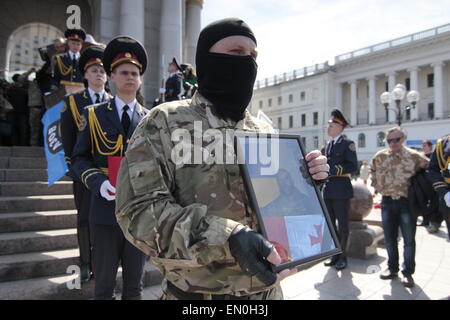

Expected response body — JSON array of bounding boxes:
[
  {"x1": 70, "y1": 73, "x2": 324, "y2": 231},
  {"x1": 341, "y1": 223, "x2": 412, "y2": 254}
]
[{"x1": 380, "y1": 84, "x2": 420, "y2": 126}]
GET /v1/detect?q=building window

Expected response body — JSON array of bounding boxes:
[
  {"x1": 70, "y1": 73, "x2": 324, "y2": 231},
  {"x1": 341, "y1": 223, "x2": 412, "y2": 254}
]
[
  {"x1": 366, "y1": 85, "x2": 369, "y2": 98},
  {"x1": 427, "y1": 74, "x2": 434, "y2": 88},
  {"x1": 278, "y1": 96, "x2": 282, "y2": 105},
  {"x1": 278, "y1": 117, "x2": 282, "y2": 129},
  {"x1": 428, "y1": 103, "x2": 434, "y2": 119},
  {"x1": 289, "y1": 94, "x2": 293, "y2": 103},
  {"x1": 301, "y1": 114, "x2": 306, "y2": 127},
  {"x1": 377, "y1": 132, "x2": 386, "y2": 147},
  {"x1": 259, "y1": 101, "x2": 263, "y2": 109},
  {"x1": 358, "y1": 133, "x2": 366, "y2": 148},
  {"x1": 313, "y1": 112, "x2": 318, "y2": 125},
  {"x1": 405, "y1": 108, "x2": 411, "y2": 120},
  {"x1": 268, "y1": 98, "x2": 272, "y2": 107},
  {"x1": 405, "y1": 78, "x2": 410, "y2": 91},
  {"x1": 300, "y1": 91, "x2": 305, "y2": 101},
  {"x1": 385, "y1": 82, "x2": 389, "y2": 92},
  {"x1": 313, "y1": 136, "x2": 319, "y2": 149},
  {"x1": 289, "y1": 115, "x2": 293, "y2": 128}
]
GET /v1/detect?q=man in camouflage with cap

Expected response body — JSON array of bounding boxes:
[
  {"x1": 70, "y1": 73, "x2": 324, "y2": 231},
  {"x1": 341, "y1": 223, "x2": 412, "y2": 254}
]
[{"x1": 115, "y1": 18, "x2": 329, "y2": 300}]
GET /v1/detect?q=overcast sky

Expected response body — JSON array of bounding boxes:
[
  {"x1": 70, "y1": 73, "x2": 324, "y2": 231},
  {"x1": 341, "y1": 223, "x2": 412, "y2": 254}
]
[{"x1": 201, "y1": 0, "x2": 450, "y2": 81}]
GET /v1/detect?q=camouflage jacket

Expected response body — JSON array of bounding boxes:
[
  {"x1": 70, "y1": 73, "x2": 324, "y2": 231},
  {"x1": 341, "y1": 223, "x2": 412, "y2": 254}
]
[
  {"x1": 115, "y1": 92, "x2": 276, "y2": 296},
  {"x1": 370, "y1": 146, "x2": 429, "y2": 199}
]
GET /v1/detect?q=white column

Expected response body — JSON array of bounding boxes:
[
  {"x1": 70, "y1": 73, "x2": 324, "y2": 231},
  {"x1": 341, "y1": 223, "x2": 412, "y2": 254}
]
[
  {"x1": 367, "y1": 76, "x2": 376, "y2": 125},
  {"x1": 119, "y1": 0, "x2": 145, "y2": 44},
  {"x1": 335, "y1": 83, "x2": 343, "y2": 110},
  {"x1": 160, "y1": 0, "x2": 183, "y2": 83},
  {"x1": 407, "y1": 67, "x2": 420, "y2": 120},
  {"x1": 349, "y1": 80, "x2": 357, "y2": 126},
  {"x1": 432, "y1": 62, "x2": 445, "y2": 119},
  {"x1": 387, "y1": 72, "x2": 397, "y2": 123},
  {"x1": 185, "y1": 0, "x2": 203, "y2": 66}
]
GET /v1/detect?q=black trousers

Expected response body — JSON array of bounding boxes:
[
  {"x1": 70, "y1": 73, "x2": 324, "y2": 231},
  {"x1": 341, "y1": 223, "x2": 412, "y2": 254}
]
[
  {"x1": 325, "y1": 199, "x2": 350, "y2": 255},
  {"x1": 92, "y1": 224, "x2": 147, "y2": 300},
  {"x1": 73, "y1": 180, "x2": 90, "y2": 228}
]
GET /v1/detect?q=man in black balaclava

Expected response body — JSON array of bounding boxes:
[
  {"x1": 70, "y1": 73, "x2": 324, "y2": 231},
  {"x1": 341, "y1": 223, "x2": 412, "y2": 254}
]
[{"x1": 115, "y1": 18, "x2": 330, "y2": 300}]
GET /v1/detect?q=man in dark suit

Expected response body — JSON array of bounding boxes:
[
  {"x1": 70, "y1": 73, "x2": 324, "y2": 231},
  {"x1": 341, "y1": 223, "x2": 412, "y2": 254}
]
[
  {"x1": 51, "y1": 28, "x2": 86, "y2": 92},
  {"x1": 60, "y1": 46, "x2": 111, "y2": 283},
  {"x1": 164, "y1": 57, "x2": 182, "y2": 102},
  {"x1": 71, "y1": 36, "x2": 149, "y2": 300},
  {"x1": 322, "y1": 109, "x2": 358, "y2": 270}
]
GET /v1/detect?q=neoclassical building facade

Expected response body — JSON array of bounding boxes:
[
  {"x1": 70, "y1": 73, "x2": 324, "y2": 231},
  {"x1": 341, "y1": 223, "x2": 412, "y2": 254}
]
[
  {"x1": 251, "y1": 23, "x2": 450, "y2": 161},
  {"x1": 0, "y1": 0, "x2": 203, "y2": 103}
]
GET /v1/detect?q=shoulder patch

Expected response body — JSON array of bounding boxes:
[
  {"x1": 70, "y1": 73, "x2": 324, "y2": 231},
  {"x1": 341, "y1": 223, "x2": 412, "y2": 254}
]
[{"x1": 349, "y1": 143, "x2": 356, "y2": 152}]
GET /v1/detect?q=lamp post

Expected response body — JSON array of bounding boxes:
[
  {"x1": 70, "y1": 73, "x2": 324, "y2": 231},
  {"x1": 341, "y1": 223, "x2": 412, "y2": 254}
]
[{"x1": 380, "y1": 84, "x2": 420, "y2": 126}]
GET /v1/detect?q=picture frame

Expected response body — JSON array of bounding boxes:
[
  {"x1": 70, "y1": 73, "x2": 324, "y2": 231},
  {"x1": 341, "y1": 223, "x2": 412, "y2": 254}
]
[{"x1": 234, "y1": 132, "x2": 341, "y2": 272}]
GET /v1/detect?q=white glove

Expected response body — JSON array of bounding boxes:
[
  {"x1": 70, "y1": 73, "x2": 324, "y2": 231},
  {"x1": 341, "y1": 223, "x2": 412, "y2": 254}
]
[
  {"x1": 159, "y1": 88, "x2": 166, "y2": 94},
  {"x1": 100, "y1": 180, "x2": 116, "y2": 201},
  {"x1": 444, "y1": 192, "x2": 450, "y2": 208}
]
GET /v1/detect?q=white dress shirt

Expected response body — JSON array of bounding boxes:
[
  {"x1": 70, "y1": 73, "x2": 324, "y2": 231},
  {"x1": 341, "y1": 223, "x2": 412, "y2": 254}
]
[
  {"x1": 68, "y1": 51, "x2": 80, "y2": 61},
  {"x1": 115, "y1": 96, "x2": 136, "y2": 121},
  {"x1": 88, "y1": 88, "x2": 105, "y2": 104}
]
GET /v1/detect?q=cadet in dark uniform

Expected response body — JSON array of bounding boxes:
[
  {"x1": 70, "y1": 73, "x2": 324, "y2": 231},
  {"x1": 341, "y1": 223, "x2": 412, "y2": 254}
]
[
  {"x1": 322, "y1": 109, "x2": 358, "y2": 270},
  {"x1": 60, "y1": 46, "x2": 111, "y2": 283},
  {"x1": 164, "y1": 57, "x2": 182, "y2": 102},
  {"x1": 71, "y1": 36, "x2": 149, "y2": 300},
  {"x1": 51, "y1": 28, "x2": 86, "y2": 92},
  {"x1": 426, "y1": 134, "x2": 450, "y2": 240}
]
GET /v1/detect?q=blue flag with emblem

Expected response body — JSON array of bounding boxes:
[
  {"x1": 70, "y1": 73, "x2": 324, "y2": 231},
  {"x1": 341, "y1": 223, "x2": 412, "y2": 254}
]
[{"x1": 41, "y1": 100, "x2": 68, "y2": 186}]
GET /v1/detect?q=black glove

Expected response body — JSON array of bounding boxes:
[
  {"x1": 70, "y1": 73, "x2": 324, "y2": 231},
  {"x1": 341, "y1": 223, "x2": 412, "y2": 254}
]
[{"x1": 229, "y1": 227, "x2": 277, "y2": 286}]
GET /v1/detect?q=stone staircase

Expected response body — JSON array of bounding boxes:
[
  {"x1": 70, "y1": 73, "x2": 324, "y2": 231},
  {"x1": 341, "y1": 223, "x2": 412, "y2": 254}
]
[{"x1": 0, "y1": 146, "x2": 162, "y2": 300}]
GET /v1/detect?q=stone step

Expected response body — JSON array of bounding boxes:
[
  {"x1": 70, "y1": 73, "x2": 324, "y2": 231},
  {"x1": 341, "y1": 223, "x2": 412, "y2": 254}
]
[
  {"x1": 0, "y1": 210, "x2": 77, "y2": 233},
  {"x1": 12, "y1": 147, "x2": 45, "y2": 158},
  {"x1": 0, "y1": 181, "x2": 73, "y2": 197},
  {"x1": 0, "y1": 157, "x2": 47, "y2": 169},
  {"x1": 0, "y1": 261, "x2": 163, "y2": 300},
  {"x1": 0, "y1": 248, "x2": 79, "y2": 282},
  {"x1": 0, "y1": 169, "x2": 71, "y2": 182},
  {"x1": 0, "y1": 228, "x2": 77, "y2": 255},
  {"x1": 0, "y1": 195, "x2": 75, "y2": 214},
  {"x1": 0, "y1": 147, "x2": 46, "y2": 158}
]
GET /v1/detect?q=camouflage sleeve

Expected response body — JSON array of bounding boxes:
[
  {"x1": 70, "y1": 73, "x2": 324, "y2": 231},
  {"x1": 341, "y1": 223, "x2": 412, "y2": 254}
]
[{"x1": 115, "y1": 111, "x2": 241, "y2": 265}]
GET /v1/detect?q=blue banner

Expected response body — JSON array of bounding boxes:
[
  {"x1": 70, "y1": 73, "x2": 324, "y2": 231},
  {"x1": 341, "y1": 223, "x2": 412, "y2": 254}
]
[{"x1": 41, "y1": 100, "x2": 68, "y2": 186}]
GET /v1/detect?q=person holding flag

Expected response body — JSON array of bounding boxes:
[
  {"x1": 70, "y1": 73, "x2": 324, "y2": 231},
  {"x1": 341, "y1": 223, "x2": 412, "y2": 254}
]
[
  {"x1": 60, "y1": 45, "x2": 111, "y2": 283},
  {"x1": 71, "y1": 36, "x2": 149, "y2": 300}
]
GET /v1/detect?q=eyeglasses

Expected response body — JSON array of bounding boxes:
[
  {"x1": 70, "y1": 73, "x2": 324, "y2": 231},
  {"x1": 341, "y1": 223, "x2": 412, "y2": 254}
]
[{"x1": 387, "y1": 137, "x2": 402, "y2": 144}]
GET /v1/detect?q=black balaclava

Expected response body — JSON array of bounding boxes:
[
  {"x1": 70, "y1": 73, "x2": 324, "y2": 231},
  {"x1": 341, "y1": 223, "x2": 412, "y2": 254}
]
[{"x1": 196, "y1": 18, "x2": 258, "y2": 122}]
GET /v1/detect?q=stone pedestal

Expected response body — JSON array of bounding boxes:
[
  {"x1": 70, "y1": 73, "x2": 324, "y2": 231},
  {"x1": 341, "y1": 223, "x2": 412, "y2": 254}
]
[
  {"x1": 347, "y1": 221, "x2": 384, "y2": 259},
  {"x1": 346, "y1": 182, "x2": 384, "y2": 259}
]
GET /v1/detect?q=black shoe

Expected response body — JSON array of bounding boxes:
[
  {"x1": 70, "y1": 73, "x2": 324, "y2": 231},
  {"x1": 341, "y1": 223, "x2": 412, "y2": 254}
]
[
  {"x1": 80, "y1": 264, "x2": 91, "y2": 283},
  {"x1": 402, "y1": 275, "x2": 415, "y2": 288},
  {"x1": 379, "y1": 269, "x2": 398, "y2": 280},
  {"x1": 334, "y1": 257, "x2": 347, "y2": 270},
  {"x1": 324, "y1": 256, "x2": 338, "y2": 267}
]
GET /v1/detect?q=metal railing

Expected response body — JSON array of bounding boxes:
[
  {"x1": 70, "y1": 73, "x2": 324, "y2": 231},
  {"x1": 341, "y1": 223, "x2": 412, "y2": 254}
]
[
  {"x1": 254, "y1": 62, "x2": 330, "y2": 89},
  {"x1": 335, "y1": 23, "x2": 450, "y2": 64}
]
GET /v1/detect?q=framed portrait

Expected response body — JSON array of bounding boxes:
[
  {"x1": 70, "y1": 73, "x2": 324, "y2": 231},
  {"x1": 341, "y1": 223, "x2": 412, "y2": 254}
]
[{"x1": 234, "y1": 132, "x2": 341, "y2": 272}]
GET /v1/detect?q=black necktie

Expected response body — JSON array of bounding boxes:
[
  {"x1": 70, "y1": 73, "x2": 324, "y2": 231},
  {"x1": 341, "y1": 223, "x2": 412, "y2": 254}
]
[
  {"x1": 328, "y1": 140, "x2": 335, "y2": 156},
  {"x1": 121, "y1": 105, "x2": 131, "y2": 134},
  {"x1": 72, "y1": 55, "x2": 77, "y2": 68},
  {"x1": 95, "y1": 93, "x2": 100, "y2": 104}
]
